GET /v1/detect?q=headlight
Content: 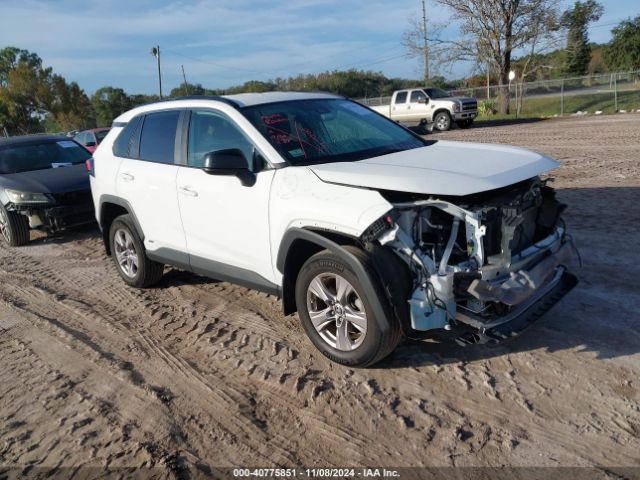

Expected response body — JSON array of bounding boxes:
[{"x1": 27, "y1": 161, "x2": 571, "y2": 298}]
[
  {"x1": 453, "y1": 103, "x2": 461, "y2": 112},
  {"x1": 5, "y1": 189, "x2": 51, "y2": 204}
]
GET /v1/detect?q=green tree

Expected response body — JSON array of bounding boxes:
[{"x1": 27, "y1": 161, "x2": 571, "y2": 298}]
[
  {"x1": 0, "y1": 46, "x2": 96, "y2": 134},
  {"x1": 91, "y1": 87, "x2": 132, "y2": 127},
  {"x1": 49, "y1": 76, "x2": 96, "y2": 131},
  {"x1": 0, "y1": 48, "x2": 51, "y2": 134},
  {"x1": 561, "y1": 1, "x2": 604, "y2": 76},
  {"x1": 169, "y1": 82, "x2": 206, "y2": 97},
  {"x1": 603, "y1": 16, "x2": 640, "y2": 71}
]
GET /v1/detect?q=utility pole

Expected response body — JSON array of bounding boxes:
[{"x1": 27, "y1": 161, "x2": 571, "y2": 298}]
[
  {"x1": 151, "y1": 45, "x2": 163, "y2": 99},
  {"x1": 486, "y1": 66, "x2": 490, "y2": 99},
  {"x1": 421, "y1": 0, "x2": 429, "y2": 82},
  {"x1": 181, "y1": 64, "x2": 189, "y2": 95}
]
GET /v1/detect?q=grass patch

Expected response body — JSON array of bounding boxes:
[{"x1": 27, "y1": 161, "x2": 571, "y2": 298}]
[{"x1": 477, "y1": 89, "x2": 640, "y2": 120}]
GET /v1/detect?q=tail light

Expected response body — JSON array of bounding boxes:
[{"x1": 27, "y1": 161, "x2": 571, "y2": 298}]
[{"x1": 85, "y1": 157, "x2": 95, "y2": 176}]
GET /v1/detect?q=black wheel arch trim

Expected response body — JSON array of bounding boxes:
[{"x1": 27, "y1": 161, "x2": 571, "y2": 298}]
[
  {"x1": 277, "y1": 227, "x2": 390, "y2": 334},
  {"x1": 98, "y1": 194, "x2": 145, "y2": 254}
]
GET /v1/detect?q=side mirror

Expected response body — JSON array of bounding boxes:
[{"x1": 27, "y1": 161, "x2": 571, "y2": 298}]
[
  {"x1": 202, "y1": 148, "x2": 255, "y2": 186},
  {"x1": 417, "y1": 97, "x2": 428, "y2": 104},
  {"x1": 85, "y1": 141, "x2": 96, "y2": 147},
  {"x1": 203, "y1": 148, "x2": 248, "y2": 174}
]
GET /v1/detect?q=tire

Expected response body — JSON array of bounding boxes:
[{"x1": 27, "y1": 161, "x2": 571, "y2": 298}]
[
  {"x1": 295, "y1": 246, "x2": 403, "y2": 367},
  {"x1": 456, "y1": 119, "x2": 473, "y2": 129},
  {"x1": 433, "y1": 111, "x2": 452, "y2": 131},
  {"x1": 0, "y1": 203, "x2": 30, "y2": 247},
  {"x1": 109, "y1": 214, "x2": 164, "y2": 288}
]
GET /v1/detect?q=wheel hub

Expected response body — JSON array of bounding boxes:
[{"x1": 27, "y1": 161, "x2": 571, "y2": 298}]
[
  {"x1": 306, "y1": 273, "x2": 368, "y2": 351},
  {"x1": 114, "y1": 228, "x2": 139, "y2": 278}
]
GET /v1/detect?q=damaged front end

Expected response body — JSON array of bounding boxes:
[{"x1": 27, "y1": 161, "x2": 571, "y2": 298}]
[
  {"x1": 6, "y1": 189, "x2": 95, "y2": 233},
  {"x1": 362, "y1": 177, "x2": 579, "y2": 344}
]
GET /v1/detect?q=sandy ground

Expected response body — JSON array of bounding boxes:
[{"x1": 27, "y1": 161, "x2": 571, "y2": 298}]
[{"x1": 1, "y1": 114, "x2": 639, "y2": 477}]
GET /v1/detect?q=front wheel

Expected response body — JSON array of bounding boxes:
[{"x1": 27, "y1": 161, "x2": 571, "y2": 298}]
[
  {"x1": 0, "y1": 204, "x2": 30, "y2": 247},
  {"x1": 433, "y1": 111, "x2": 452, "y2": 131},
  {"x1": 295, "y1": 247, "x2": 402, "y2": 367},
  {"x1": 109, "y1": 214, "x2": 164, "y2": 288}
]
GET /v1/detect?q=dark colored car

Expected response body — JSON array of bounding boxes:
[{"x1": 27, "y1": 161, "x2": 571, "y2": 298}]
[
  {"x1": 74, "y1": 128, "x2": 110, "y2": 153},
  {"x1": 0, "y1": 135, "x2": 95, "y2": 246}
]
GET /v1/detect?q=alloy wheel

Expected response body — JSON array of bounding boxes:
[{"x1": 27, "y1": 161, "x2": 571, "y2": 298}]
[
  {"x1": 306, "y1": 273, "x2": 367, "y2": 351},
  {"x1": 113, "y1": 228, "x2": 139, "y2": 278},
  {"x1": 436, "y1": 114, "x2": 450, "y2": 131}
]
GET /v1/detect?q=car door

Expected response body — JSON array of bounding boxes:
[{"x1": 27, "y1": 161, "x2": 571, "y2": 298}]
[
  {"x1": 115, "y1": 109, "x2": 188, "y2": 264},
  {"x1": 176, "y1": 108, "x2": 276, "y2": 288},
  {"x1": 391, "y1": 91, "x2": 410, "y2": 122},
  {"x1": 409, "y1": 89, "x2": 431, "y2": 122}
]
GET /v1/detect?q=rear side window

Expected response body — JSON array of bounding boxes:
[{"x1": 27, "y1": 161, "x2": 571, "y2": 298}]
[
  {"x1": 394, "y1": 92, "x2": 408, "y2": 104},
  {"x1": 139, "y1": 111, "x2": 180, "y2": 164},
  {"x1": 113, "y1": 116, "x2": 142, "y2": 158}
]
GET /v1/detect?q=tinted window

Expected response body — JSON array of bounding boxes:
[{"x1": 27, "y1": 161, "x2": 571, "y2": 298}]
[
  {"x1": 139, "y1": 111, "x2": 180, "y2": 164},
  {"x1": 394, "y1": 92, "x2": 408, "y2": 104},
  {"x1": 423, "y1": 88, "x2": 451, "y2": 99},
  {"x1": 187, "y1": 110, "x2": 254, "y2": 168},
  {"x1": 0, "y1": 140, "x2": 91, "y2": 174},
  {"x1": 410, "y1": 90, "x2": 427, "y2": 103},
  {"x1": 242, "y1": 99, "x2": 425, "y2": 166},
  {"x1": 95, "y1": 129, "x2": 110, "y2": 143},
  {"x1": 113, "y1": 116, "x2": 142, "y2": 158}
]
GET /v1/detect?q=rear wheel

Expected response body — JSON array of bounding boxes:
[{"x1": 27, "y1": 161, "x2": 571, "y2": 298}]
[
  {"x1": 433, "y1": 111, "x2": 452, "y2": 131},
  {"x1": 295, "y1": 247, "x2": 402, "y2": 367},
  {"x1": 109, "y1": 214, "x2": 164, "y2": 288},
  {"x1": 0, "y1": 204, "x2": 30, "y2": 247}
]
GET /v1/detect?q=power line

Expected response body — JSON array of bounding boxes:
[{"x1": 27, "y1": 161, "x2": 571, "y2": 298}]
[{"x1": 162, "y1": 48, "x2": 262, "y2": 74}]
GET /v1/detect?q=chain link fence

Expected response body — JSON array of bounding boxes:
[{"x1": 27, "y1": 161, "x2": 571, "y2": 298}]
[
  {"x1": 451, "y1": 70, "x2": 640, "y2": 118},
  {"x1": 356, "y1": 70, "x2": 640, "y2": 119}
]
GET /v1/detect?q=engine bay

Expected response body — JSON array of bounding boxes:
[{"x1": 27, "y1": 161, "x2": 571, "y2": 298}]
[{"x1": 363, "y1": 177, "x2": 575, "y2": 335}]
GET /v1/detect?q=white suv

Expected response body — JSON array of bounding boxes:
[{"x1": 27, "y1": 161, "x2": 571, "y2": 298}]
[{"x1": 90, "y1": 92, "x2": 578, "y2": 367}]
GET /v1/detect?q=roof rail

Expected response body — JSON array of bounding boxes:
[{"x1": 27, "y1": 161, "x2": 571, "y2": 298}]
[{"x1": 142, "y1": 95, "x2": 241, "y2": 109}]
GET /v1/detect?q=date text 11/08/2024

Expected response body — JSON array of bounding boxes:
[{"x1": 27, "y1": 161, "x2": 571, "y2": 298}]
[{"x1": 232, "y1": 468, "x2": 400, "y2": 478}]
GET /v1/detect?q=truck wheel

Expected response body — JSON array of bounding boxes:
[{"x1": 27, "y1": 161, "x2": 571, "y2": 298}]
[
  {"x1": 0, "y1": 204, "x2": 30, "y2": 247},
  {"x1": 295, "y1": 246, "x2": 402, "y2": 367},
  {"x1": 433, "y1": 111, "x2": 452, "y2": 131},
  {"x1": 109, "y1": 214, "x2": 164, "y2": 288},
  {"x1": 456, "y1": 119, "x2": 473, "y2": 129}
]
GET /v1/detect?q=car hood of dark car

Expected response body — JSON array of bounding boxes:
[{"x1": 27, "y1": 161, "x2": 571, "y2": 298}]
[{"x1": 0, "y1": 164, "x2": 89, "y2": 194}]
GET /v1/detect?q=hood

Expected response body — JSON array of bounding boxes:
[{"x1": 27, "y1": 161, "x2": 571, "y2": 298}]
[
  {"x1": 307, "y1": 140, "x2": 559, "y2": 197},
  {"x1": 449, "y1": 96, "x2": 476, "y2": 103},
  {"x1": 0, "y1": 164, "x2": 90, "y2": 195}
]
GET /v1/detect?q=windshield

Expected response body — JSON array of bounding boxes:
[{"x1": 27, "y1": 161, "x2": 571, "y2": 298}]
[
  {"x1": 423, "y1": 88, "x2": 451, "y2": 99},
  {"x1": 241, "y1": 99, "x2": 425, "y2": 166},
  {"x1": 0, "y1": 140, "x2": 91, "y2": 174},
  {"x1": 95, "y1": 129, "x2": 110, "y2": 143}
]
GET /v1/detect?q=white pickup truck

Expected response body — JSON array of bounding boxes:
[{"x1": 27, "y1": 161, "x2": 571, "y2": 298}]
[{"x1": 363, "y1": 88, "x2": 478, "y2": 132}]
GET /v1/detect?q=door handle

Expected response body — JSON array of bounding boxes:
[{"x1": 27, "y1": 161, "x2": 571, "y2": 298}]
[
  {"x1": 178, "y1": 186, "x2": 199, "y2": 197},
  {"x1": 120, "y1": 172, "x2": 134, "y2": 182}
]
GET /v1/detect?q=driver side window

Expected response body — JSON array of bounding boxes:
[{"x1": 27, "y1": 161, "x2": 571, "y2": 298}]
[
  {"x1": 410, "y1": 90, "x2": 427, "y2": 104},
  {"x1": 187, "y1": 110, "x2": 254, "y2": 168}
]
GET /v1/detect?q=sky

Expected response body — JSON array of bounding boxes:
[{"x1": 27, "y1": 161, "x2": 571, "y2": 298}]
[{"x1": 0, "y1": 0, "x2": 637, "y2": 95}]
